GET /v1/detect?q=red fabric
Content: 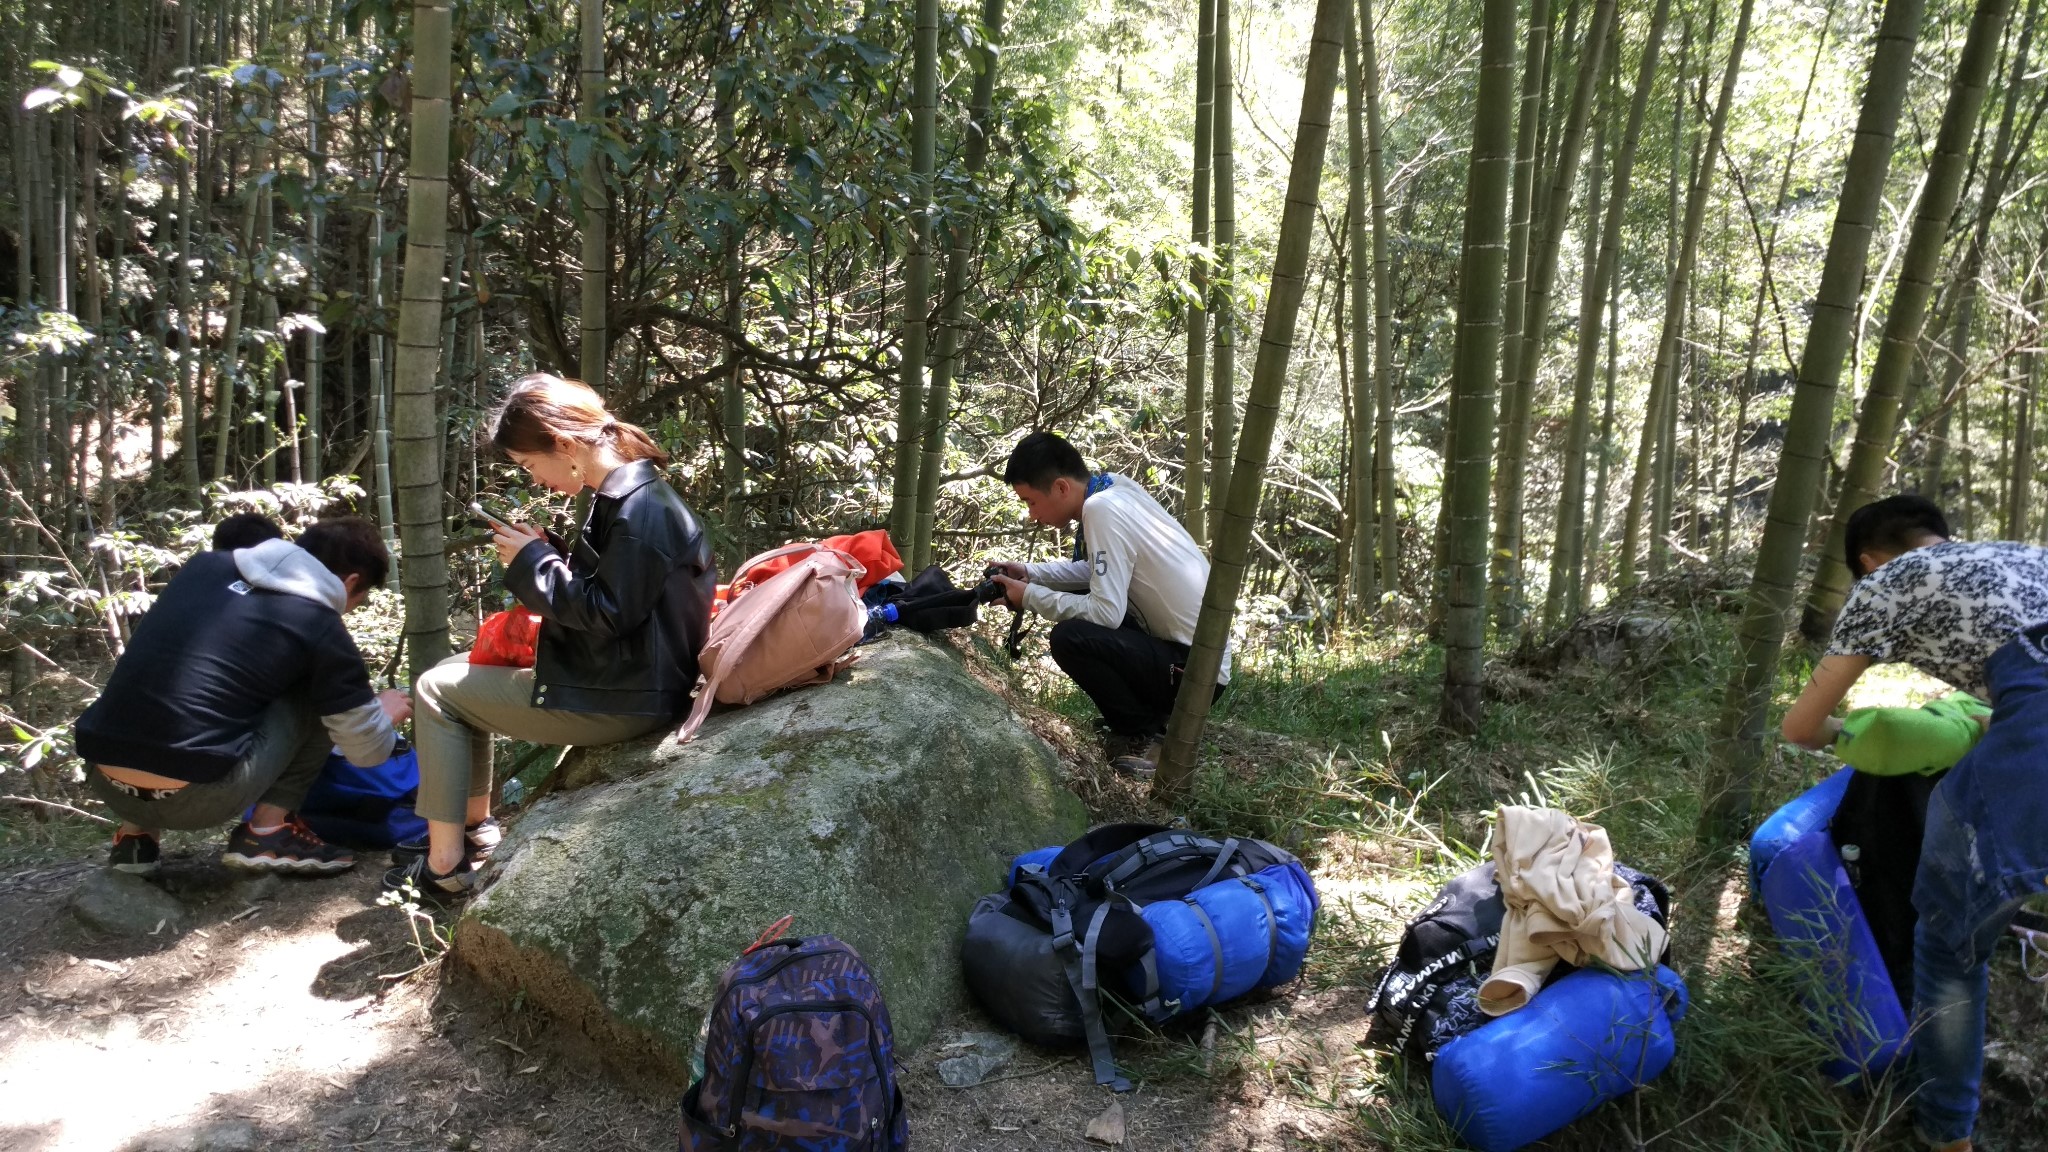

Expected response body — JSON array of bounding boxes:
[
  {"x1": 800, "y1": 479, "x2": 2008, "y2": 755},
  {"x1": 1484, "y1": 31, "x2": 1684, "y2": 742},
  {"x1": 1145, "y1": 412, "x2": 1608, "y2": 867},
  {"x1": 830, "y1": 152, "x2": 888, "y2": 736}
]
[
  {"x1": 470, "y1": 609, "x2": 542, "y2": 667},
  {"x1": 739, "y1": 530, "x2": 901, "y2": 593}
]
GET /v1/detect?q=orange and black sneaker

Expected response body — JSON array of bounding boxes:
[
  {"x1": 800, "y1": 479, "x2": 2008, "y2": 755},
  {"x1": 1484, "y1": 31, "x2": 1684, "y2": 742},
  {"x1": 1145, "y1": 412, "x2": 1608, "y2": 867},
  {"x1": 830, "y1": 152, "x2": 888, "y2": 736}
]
[
  {"x1": 223, "y1": 816, "x2": 355, "y2": 875},
  {"x1": 108, "y1": 829, "x2": 161, "y2": 876}
]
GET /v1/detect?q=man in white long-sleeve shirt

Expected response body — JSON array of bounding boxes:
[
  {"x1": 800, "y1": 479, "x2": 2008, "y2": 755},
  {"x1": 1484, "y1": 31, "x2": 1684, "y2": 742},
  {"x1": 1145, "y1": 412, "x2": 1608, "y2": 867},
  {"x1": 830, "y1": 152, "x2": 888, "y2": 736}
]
[{"x1": 988, "y1": 432, "x2": 1228, "y2": 776}]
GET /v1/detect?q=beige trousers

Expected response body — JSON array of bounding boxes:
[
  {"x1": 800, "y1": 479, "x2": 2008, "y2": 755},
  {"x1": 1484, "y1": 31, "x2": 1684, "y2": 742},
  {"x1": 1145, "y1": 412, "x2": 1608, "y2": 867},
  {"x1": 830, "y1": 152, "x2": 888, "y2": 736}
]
[{"x1": 411, "y1": 654, "x2": 668, "y2": 824}]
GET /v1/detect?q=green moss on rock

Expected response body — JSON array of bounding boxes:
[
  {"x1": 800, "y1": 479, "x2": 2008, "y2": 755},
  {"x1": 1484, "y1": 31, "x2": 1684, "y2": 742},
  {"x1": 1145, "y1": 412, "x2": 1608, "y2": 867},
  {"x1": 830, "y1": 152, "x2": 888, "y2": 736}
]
[{"x1": 452, "y1": 632, "x2": 1086, "y2": 1083}]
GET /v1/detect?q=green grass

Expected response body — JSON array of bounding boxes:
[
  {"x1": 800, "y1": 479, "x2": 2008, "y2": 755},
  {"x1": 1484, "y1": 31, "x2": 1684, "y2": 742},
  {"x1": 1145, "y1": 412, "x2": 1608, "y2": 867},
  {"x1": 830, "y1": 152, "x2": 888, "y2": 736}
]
[{"x1": 1020, "y1": 604, "x2": 1951, "y2": 1150}]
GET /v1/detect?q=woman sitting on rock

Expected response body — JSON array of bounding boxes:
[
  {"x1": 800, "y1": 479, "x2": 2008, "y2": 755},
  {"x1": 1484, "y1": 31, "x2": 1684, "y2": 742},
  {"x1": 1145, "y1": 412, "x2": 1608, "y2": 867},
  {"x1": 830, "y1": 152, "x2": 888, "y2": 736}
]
[{"x1": 385, "y1": 374, "x2": 718, "y2": 900}]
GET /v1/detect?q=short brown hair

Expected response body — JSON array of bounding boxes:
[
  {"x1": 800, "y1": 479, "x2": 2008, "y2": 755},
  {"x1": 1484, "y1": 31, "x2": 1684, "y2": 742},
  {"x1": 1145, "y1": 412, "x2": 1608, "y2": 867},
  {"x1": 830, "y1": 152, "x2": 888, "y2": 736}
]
[
  {"x1": 489, "y1": 373, "x2": 667, "y2": 466},
  {"x1": 298, "y1": 516, "x2": 390, "y2": 589}
]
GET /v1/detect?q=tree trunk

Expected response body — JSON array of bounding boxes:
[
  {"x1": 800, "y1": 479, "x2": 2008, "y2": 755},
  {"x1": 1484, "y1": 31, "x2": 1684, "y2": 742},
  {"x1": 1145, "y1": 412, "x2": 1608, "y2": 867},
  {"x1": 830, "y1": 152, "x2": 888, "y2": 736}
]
[
  {"x1": 257, "y1": 146, "x2": 279, "y2": 488},
  {"x1": 1495, "y1": 0, "x2": 1551, "y2": 573},
  {"x1": 1343, "y1": 0, "x2": 1376, "y2": 609},
  {"x1": 392, "y1": 0, "x2": 456, "y2": 676},
  {"x1": 887, "y1": 0, "x2": 938, "y2": 549},
  {"x1": 303, "y1": 0, "x2": 330, "y2": 479},
  {"x1": 1543, "y1": 37, "x2": 1610, "y2": 631},
  {"x1": 1437, "y1": 0, "x2": 1520, "y2": 732},
  {"x1": 1701, "y1": 0, "x2": 1926, "y2": 841},
  {"x1": 1488, "y1": 0, "x2": 1617, "y2": 641},
  {"x1": 1364, "y1": 0, "x2": 1398, "y2": 596},
  {"x1": 716, "y1": 78, "x2": 745, "y2": 507},
  {"x1": 2011, "y1": 242, "x2": 2042, "y2": 539},
  {"x1": 1209, "y1": 0, "x2": 1238, "y2": 542},
  {"x1": 1918, "y1": 0, "x2": 2042, "y2": 496},
  {"x1": 1488, "y1": 0, "x2": 1548, "y2": 628},
  {"x1": 1724, "y1": 0, "x2": 1834, "y2": 559},
  {"x1": 577, "y1": 0, "x2": 607, "y2": 392},
  {"x1": 1648, "y1": 12, "x2": 1705, "y2": 578},
  {"x1": 210, "y1": 123, "x2": 264, "y2": 484},
  {"x1": 370, "y1": 145, "x2": 396, "y2": 550},
  {"x1": 1156, "y1": 0, "x2": 1352, "y2": 796},
  {"x1": 1185, "y1": 0, "x2": 1216, "y2": 545},
  {"x1": 1625, "y1": 0, "x2": 1754, "y2": 588},
  {"x1": 909, "y1": 0, "x2": 1006, "y2": 571},
  {"x1": 1798, "y1": 0, "x2": 2013, "y2": 641}
]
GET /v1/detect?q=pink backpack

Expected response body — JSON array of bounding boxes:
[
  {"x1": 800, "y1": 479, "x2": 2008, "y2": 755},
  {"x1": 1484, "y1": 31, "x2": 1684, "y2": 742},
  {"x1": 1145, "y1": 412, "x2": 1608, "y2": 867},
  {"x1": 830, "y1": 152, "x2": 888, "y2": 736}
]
[{"x1": 676, "y1": 543, "x2": 867, "y2": 742}]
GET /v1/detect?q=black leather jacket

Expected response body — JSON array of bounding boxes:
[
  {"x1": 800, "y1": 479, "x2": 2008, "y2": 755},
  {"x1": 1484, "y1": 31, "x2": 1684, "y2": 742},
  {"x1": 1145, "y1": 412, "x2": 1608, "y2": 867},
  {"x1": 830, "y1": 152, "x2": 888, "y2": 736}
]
[{"x1": 505, "y1": 460, "x2": 717, "y2": 717}]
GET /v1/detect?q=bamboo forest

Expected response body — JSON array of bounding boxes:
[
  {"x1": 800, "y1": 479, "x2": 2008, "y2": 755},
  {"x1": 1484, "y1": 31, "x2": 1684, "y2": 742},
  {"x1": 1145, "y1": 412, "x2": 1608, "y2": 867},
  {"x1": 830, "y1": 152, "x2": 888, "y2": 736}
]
[{"x1": 3, "y1": 0, "x2": 2048, "y2": 1146}]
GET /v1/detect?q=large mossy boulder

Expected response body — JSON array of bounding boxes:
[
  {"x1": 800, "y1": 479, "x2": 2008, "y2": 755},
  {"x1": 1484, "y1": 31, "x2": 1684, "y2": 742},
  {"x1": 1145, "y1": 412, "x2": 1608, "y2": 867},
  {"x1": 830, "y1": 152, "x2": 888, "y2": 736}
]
[{"x1": 452, "y1": 632, "x2": 1087, "y2": 1081}]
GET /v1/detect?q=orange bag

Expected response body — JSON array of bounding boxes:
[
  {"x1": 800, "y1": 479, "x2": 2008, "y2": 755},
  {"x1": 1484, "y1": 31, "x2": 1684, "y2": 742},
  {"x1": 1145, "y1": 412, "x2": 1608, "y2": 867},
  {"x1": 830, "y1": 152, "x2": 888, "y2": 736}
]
[
  {"x1": 471, "y1": 609, "x2": 543, "y2": 667},
  {"x1": 737, "y1": 529, "x2": 901, "y2": 594},
  {"x1": 676, "y1": 543, "x2": 867, "y2": 742}
]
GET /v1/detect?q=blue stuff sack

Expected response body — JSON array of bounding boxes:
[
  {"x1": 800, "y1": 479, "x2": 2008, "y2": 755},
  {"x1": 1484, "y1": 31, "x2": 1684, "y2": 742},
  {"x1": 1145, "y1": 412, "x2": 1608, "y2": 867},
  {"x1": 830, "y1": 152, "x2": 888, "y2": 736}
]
[
  {"x1": 1431, "y1": 965, "x2": 1688, "y2": 1152},
  {"x1": 963, "y1": 824, "x2": 1320, "y2": 1091},
  {"x1": 1141, "y1": 860, "x2": 1318, "y2": 1013},
  {"x1": 1751, "y1": 769, "x2": 1910, "y2": 1079},
  {"x1": 297, "y1": 745, "x2": 428, "y2": 849},
  {"x1": 1749, "y1": 766, "x2": 1852, "y2": 887},
  {"x1": 1006, "y1": 845, "x2": 1061, "y2": 889}
]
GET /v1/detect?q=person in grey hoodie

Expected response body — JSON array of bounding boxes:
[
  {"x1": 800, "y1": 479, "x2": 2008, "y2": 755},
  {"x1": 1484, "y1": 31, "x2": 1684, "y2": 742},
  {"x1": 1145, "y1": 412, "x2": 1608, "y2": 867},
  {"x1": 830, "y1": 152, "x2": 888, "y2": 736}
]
[{"x1": 76, "y1": 516, "x2": 413, "y2": 876}]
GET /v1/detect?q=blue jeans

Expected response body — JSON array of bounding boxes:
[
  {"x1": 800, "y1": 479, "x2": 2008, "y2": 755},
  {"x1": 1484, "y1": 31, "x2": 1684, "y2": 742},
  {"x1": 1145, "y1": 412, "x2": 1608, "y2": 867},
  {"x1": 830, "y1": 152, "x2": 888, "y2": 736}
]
[
  {"x1": 1910, "y1": 797, "x2": 2027, "y2": 1143},
  {"x1": 1908, "y1": 628, "x2": 2048, "y2": 1144}
]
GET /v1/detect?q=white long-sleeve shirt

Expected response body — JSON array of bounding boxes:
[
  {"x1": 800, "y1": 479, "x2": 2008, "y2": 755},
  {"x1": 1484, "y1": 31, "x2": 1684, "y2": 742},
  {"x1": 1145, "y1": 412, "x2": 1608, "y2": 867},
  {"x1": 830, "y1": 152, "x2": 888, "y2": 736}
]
[{"x1": 1021, "y1": 474, "x2": 1232, "y2": 683}]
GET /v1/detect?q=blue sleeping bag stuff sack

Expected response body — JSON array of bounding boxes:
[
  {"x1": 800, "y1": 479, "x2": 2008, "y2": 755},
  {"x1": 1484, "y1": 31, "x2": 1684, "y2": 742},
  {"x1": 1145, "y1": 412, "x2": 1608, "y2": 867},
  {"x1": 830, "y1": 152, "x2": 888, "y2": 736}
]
[
  {"x1": 1141, "y1": 861, "x2": 1318, "y2": 1012},
  {"x1": 1750, "y1": 768, "x2": 1910, "y2": 1079},
  {"x1": 1431, "y1": 965, "x2": 1689, "y2": 1152},
  {"x1": 296, "y1": 745, "x2": 428, "y2": 849},
  {"x1": 962, "y1": 824, "x2": 1319, "y2": 1091}
]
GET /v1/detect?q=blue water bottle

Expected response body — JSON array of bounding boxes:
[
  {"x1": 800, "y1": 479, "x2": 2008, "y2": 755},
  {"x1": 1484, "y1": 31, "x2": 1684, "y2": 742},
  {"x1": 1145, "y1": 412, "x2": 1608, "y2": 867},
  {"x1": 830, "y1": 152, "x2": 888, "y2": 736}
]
[{"x1": 868, "y1": 603, "x2": 899, "y2": 624}]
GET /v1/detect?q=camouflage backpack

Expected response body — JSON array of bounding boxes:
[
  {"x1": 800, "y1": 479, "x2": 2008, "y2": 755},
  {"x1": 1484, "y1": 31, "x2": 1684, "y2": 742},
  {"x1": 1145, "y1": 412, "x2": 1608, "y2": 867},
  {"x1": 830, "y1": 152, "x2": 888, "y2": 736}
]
[{"x1": 680, "y1": 931, "x2": 908, "y2": 1152}]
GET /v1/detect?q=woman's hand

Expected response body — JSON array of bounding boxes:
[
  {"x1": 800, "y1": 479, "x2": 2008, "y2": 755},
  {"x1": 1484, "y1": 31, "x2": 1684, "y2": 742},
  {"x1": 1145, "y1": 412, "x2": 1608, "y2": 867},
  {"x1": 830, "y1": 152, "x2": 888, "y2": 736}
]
[{"x1": 493, "y1": 523, "x2": 548, "y2": 568}]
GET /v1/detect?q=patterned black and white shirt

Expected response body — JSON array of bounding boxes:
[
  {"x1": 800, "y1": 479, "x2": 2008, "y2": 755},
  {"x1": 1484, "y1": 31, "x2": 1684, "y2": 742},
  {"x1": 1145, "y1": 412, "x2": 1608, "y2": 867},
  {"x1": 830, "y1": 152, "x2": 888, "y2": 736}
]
[{"x1": 1827, "y1": 540, "x2": 2048, "y2": 699}]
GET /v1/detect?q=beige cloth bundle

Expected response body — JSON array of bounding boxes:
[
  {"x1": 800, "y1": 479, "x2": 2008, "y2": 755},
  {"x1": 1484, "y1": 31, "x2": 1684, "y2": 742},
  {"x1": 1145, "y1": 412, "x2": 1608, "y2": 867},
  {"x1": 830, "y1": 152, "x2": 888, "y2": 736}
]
[{"x1": 1478, "y1": 805, "x2": 1668, "y2": 1016}]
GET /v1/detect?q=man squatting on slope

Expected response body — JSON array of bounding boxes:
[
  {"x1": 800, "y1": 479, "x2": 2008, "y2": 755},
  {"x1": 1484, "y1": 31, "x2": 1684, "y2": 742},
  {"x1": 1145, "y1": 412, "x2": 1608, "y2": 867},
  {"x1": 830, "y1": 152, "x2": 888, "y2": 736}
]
[
  {"x1": 1781, "y1": 495, "x2": 2048, "y2": 1152},
  {"x1": 76, "y1": 517, "x2": 412, "y2": 876},
  {"x1": 987, "y1": 432, "x2": 1229, "y2": 778}
]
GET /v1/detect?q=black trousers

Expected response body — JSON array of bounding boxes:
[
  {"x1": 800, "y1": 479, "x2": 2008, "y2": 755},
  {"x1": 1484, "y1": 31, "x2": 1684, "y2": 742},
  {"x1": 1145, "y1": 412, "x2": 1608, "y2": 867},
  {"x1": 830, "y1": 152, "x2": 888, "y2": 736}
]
[{"x1": 1047, "y1": 618, "x2": 1223, "y2": 739}]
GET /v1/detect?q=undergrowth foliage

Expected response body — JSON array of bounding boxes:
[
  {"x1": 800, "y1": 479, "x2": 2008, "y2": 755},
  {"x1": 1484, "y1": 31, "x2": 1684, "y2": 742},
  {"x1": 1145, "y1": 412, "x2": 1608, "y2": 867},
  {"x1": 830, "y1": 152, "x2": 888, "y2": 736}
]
[{"x1": 1016, "y1": 594, "x2": 1988, "y2": 1149}]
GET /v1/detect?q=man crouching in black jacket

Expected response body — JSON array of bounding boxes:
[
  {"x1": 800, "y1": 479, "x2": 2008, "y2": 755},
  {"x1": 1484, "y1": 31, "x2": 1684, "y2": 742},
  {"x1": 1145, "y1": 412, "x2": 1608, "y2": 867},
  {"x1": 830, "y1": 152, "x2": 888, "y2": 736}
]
[{"x1": 75, "y1": 516, "x2": 412, "y2": 876}]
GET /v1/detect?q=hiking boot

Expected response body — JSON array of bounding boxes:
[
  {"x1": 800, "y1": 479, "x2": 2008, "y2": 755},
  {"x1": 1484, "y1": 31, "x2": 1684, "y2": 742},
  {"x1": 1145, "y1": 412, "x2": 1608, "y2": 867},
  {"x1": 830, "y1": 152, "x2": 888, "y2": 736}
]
[
  {"x1": 1109, "y1": 738, "x2": 1163, "y2": 780},
  {"x1": 107, "y1": 829, "x2": 161, "y2": 877},
  {"x1": 381, "y1": 853, "x2": 479, "y2": 905},
  {"x1": 222, "y1": 817, "x2": 356, "y2": 875},
  {"x1": 391, "y1": 818, "x2": 501, "y2": 868}
]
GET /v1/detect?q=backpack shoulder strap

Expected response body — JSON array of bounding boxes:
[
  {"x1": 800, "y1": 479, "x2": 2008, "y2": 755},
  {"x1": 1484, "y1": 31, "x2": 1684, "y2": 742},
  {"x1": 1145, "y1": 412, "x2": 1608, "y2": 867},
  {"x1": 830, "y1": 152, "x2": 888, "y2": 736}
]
[
  {"x1": 676, "y1": 670, "x2": 721, "y2": 742},
  {"x1": 1048, "y1": 900, "x2": 1131, "y2": 1093}
]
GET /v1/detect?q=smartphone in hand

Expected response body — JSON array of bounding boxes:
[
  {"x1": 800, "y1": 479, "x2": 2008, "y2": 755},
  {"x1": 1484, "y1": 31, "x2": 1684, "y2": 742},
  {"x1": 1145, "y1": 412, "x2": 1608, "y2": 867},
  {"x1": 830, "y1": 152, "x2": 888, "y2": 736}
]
[{"x1": 469, "y1": 501, "x2": 518, "y2": 533}]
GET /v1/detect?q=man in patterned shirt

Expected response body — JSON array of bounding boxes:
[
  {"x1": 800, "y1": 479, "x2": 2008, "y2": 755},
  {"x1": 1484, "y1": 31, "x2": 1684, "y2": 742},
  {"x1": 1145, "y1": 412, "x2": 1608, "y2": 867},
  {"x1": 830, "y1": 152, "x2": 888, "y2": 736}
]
[{"x1": 1782, "y1": 495, "x2": 2048, "y2": 1152}]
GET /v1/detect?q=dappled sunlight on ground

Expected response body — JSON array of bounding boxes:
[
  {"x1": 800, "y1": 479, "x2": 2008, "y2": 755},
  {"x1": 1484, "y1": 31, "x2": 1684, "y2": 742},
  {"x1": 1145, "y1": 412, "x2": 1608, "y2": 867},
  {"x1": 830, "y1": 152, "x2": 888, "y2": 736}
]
[
  {"x1": 1844, "y1": 662, "x2": 1956, "y2": 710},
  {"x1": 0, "y1": 889, "x2": 402, "y2": 1151}
]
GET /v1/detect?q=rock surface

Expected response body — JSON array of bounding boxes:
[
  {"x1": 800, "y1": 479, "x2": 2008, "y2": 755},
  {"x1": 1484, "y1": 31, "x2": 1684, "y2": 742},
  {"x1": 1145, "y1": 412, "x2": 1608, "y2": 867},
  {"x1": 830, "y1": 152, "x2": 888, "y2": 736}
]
[
  {"x1": 935, "y1": 1030, "x2": 1020, "y2": 1086},
  {"x1": 69, "y1": 869, "x2": 187, "y2": 936},
  {"x1": 453, "y1": 632, "x2": 1087, "y2": 1080}
]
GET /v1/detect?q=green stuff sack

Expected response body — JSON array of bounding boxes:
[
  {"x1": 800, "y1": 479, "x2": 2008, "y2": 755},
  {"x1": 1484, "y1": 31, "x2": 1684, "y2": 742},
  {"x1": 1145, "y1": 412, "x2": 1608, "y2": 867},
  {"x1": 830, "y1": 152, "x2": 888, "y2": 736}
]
[{"x1": 1835, "y1": 694, "x2": 1992, "y2": 776}]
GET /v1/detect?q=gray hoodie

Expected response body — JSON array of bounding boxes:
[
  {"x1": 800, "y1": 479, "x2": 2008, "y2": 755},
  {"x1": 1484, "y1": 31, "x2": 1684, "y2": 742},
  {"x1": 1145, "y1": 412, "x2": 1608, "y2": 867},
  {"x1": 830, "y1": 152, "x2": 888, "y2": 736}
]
[{"x1": 234, "y1": 539, "x2": 398, "y2": 767}]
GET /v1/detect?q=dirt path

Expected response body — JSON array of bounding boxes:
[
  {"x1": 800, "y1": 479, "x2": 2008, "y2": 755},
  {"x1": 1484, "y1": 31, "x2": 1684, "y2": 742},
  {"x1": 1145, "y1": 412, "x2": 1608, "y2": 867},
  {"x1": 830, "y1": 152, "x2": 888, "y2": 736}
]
[{"x1": 0, "y1": 847, "x2": 1360, "y2": 1152}]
